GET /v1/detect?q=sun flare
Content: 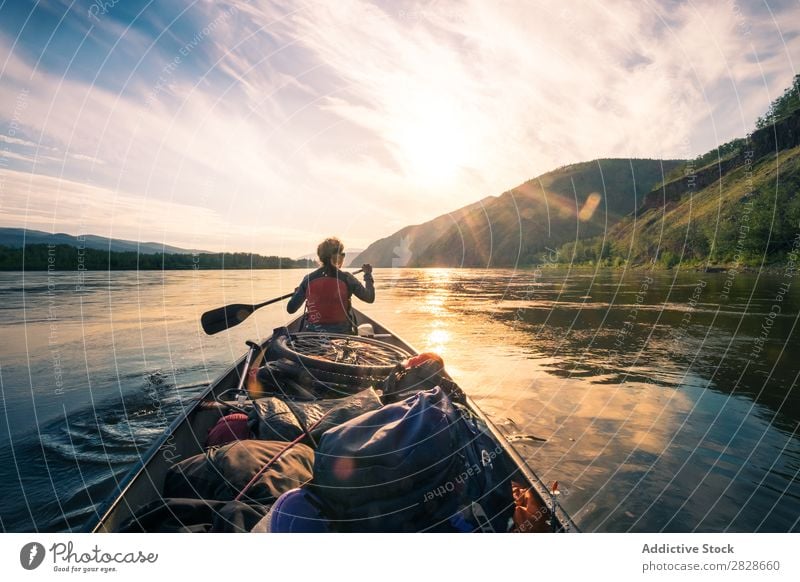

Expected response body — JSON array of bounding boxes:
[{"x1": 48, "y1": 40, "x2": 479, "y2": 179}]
[{"x1": 391, "y1": 96, "x2": 471, "y2": 185}]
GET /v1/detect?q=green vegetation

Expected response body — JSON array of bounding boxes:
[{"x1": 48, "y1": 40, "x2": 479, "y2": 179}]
[
  {"x1": 0, "y1": 244, "x2": 314, "y2": 271},
  {"x1": 552, "y1": 76, "x2": 800, "y2": 270},
  {"x1": 693, "y1": 137, "x2": 746, "y2": 170},
  {"x1": 409, "y1": 158, "x2": 684, "y2": 267},
  {"x1": 354, "y1": 158, "x2": 685, "y2": 267},
  {"x1": 556, "y1": 146, "x2": 800, "y2": 269},
  {"x1": 756, "y1": 74, "x2": 800, "y2": 129},
  {"x1": 659, "y1": 76, "x2": 800, "y2": 185}
]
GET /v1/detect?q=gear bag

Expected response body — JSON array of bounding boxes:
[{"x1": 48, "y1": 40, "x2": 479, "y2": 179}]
[
  {"x1": 450, "y1": 403, "x2": 517, "y2": 532},
  {"x1": 312, "y1": 386, "x2": 461, "y2": 532}
]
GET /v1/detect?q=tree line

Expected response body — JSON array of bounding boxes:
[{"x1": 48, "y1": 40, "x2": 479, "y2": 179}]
[
  {"x1": 0, "y1": 244, "x2": 315, "y2": 270},
  {"x1": 556, "y1": 163, "x2": 800, "y2": 269}
]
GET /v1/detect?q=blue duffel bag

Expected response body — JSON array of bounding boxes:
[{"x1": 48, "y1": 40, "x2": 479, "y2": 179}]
[{"x1": 312, "y1": 386, "x2": 462, "y2": 532}]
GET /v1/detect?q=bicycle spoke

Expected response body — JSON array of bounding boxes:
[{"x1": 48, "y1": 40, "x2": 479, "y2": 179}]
[{"x1": 287, "y1": 333, "x2": 408, "y2": 367}]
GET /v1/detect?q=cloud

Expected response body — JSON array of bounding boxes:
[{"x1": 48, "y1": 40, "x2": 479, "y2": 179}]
[
  {"x1": 1, "y1": 0, "x2": 799, "y2": 256},
  {"x1": 0, "y1": 168, "x2": 225, "y2": 249},
  {"x1": 69, "y1": 153, "x2": 106, "y2": 164},
  {"x1": 254, "y1": 0, "x2": 800, "y2": 170},
  {"x1": 0, "y1": 135, "x2": 38, "y2": 148},
  {"x1": 0, "y1": 25, "x2": 295, "y2": 187},
  {"x1": 1, "y1": 151, "x2": 38, "y2": 164}
]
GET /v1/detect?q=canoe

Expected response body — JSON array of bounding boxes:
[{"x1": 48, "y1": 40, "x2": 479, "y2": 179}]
[{"x1": 88, "y1": 309, "x2": 578, "y2": 533}]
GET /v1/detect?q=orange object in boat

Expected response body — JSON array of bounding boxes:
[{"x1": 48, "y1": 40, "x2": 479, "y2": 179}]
[
  {"x1": 404, "y1": 352, "x2": 444, "y2": 369},
  {"x1": 511, "y1": 481, "x2": 551, "y2": 533}
]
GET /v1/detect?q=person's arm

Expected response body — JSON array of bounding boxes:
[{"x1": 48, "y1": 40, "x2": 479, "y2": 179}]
[
  {"x1": 348, "y1": 265, "x2": 375, "y2": 304},
  {"x1": 286, "y1": 276, "x2": 308, "y2": 313}
]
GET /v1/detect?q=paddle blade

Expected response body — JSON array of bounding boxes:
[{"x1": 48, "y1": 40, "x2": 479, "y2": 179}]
[{"x1": 201, "y1": 303, "x2": 256, "y2": 335}]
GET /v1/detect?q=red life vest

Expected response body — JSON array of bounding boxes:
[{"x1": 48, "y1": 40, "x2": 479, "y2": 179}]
[{"x1": 305, "y1": 274, "x2": 351, "y2": 325}]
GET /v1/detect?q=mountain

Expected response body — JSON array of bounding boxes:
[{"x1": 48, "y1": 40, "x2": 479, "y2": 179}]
[
  {"x1": 296, "y1": 248, "x2": 365, "y2": 267},
  {"x1": 353, "y1": 160, "x2": 683, "y2": 267},
  {"x1": 0, "y1": 228, "x2": 208, "y2": 254},
  {"x1": 350, "y1": 196, "x2": 493, "y2": 268},
  {"x1": 561, "y1": 78, "x2": 800, "y2": 268},
  {"x1": 592, "y1": 110, "x2": 800, "y2": 268},
  {"x1": 343, "y1": 249, "x2": 365, "y2": 267},
  {"x1": 357, "y1": 75, "x2": 800, "y2": 270}
]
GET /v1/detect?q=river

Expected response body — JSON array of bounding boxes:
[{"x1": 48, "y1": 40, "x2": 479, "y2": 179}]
[{"x1": 0, "y1": 267, "x2": 798, "y2": 532}]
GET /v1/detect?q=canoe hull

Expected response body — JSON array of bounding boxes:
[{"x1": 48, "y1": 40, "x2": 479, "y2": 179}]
[{"x1": 90, "y1": 310, "x2": 577, "y2": 533}]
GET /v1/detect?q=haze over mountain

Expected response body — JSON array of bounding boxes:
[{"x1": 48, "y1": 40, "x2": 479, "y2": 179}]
[
  {"x1": 0, "y1": 228, "x2": 207, "y2": 255},
  {"x1": 352, "y1": 159, "x2": 683, "y2": 268},
  {"x1": 0, "y1": 227, "x2": 314, "y2": 271},
  {"x1": 356, "y1": 76, "x2": 800, "y2": 270}
]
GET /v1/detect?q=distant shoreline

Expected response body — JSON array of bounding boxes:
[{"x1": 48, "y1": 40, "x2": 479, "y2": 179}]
[
  {"x1": 0, "y1": 267, "x2": 315, "y2": 272},
  {"x1": 1, "y1": 263, "x2": 785, "y2": 273},
  {"x1": 0, "y1": 244, "x2": 315, "y2": 271}
]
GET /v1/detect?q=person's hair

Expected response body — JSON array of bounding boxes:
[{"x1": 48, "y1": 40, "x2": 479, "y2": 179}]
[{"x1": 317, "y1": 237, "x2": 345, "y2": 267}]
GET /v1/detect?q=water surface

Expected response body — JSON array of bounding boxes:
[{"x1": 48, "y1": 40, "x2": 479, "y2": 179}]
[{"x1": 0, "y1": 267, "x2": 798, "y2": 532}]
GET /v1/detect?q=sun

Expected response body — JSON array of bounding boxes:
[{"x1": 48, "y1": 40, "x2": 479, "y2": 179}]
[{"x1": 391, "y1": 97, "x2": 471, "y2": 185}]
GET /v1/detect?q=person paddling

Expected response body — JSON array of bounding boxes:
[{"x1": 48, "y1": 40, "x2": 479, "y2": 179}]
[{"x1": 287, "y1": 237, "x2": 374, "y2": 334}]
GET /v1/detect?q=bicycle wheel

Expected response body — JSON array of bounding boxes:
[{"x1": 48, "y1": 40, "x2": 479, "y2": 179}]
[{"x1": 268, "y1": 332, "x2": 410, "y2": 377}]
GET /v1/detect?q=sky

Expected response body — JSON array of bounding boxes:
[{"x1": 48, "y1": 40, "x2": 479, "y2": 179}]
[{"x1": 1, "y1": 0, "x2": 799, "y2": 258}]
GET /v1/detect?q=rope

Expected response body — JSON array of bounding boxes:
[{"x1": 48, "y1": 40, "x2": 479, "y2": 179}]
[{"x1": 233, "y1": 407, "x2": 339, "y2": 502}]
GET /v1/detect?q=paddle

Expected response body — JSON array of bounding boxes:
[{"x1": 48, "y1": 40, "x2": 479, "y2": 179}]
[{"x1": 201, "y1": 269, "x2": 364, "y2": 335}]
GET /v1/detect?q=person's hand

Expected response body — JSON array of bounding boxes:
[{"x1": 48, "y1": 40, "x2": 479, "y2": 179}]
[{"x1": 361, "y1": 263, "x2": 373, "y2": 276}]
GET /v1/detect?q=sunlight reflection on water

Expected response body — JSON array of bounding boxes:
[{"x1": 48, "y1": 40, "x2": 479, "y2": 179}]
[{"x1": 0, "y1": 267, "x2": 798, "y2": 532}]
